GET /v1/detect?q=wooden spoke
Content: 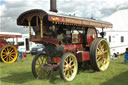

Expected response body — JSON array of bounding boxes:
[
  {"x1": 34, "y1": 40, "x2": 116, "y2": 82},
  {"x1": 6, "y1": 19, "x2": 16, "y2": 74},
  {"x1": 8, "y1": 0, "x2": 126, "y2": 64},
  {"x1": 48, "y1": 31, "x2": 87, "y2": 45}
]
[
  {"x1": 7, "y1": 56, "x2": 9, "y2": 61},
  {"x1": 70, "y1": 70, "x2": 73, "y2": 74},
  {"x1": 37, "y1": 59, "x2": 41, "y2": 65},
  {"x1": 10, "y1": 56, "x2": 14, "y2": 60},
  {"x1": 64, "y1": 68, "x2": 68, "y2": 71},
  {"x1": 101, "y1": 43, "x2": 104, "y2": 48},
  {"x1": 69, "y1": 60, "x2": 73, "y2": 65},
  {"x1": 96, "y1": 56, "x2": 102, "y2": 62},
  {"x1": 97, "y1": 48, "x2": 100, "y2": 51},
  {"x1": 10, "y1": 52, "x2": 16, "y2": 54},
  {"x1": 67, "y1": 70, "x2": 69, "y2": 78},
  {"x1": 2, "y1": 51, "x2": 5, "y2": 54},
  {"x1": 39, "y1": 57, "x2": 43, "y2": 63},
  {"x1": 3, "y1": 56, "x2": 7, "y2": 59},
  {"x1": 7, "y1": 47, "x2": 10, "y2": 52},
  {"x1": 4, "y1": 48, "x2": 8, "y2": 52},
  {"x1": 11, "y1": 55, "x2": 15, "y2": 57},
  {"x1": 97, "y1": 52, "x2": 103, "y2": 56},
  {"x1": 64, "y1": 59, "x2": 68, "y2": 64},
  {"x1": 103, "y1": 50, "x2": 108, "y2": 54},
  {"x1": 71, "y1": 63, "x2": 74, "y2": 67},
  {"x1": 10, "y1": 49, "x2": 14, "y2": 52},
  {"x1": 9, "y1": 56, "x2": 11, "y2": 61},
  {"x1": 98, "y1": 43, "x2": 102, "y2": 49}
]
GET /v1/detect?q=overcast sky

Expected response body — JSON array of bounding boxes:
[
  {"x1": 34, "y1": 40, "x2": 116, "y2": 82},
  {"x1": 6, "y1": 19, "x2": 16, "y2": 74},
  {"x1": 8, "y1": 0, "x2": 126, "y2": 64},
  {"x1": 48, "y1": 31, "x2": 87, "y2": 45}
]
[{"x1": 0, "y1": 0, "x2": 128, "y2": 34}]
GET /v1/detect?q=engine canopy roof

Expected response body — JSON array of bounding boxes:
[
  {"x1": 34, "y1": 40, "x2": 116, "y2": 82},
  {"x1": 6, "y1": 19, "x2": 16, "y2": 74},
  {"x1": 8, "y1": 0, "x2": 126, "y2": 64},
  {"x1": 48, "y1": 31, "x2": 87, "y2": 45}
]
[{"x1": 17, "y1": 9, "x2": 112, "y2": 28}]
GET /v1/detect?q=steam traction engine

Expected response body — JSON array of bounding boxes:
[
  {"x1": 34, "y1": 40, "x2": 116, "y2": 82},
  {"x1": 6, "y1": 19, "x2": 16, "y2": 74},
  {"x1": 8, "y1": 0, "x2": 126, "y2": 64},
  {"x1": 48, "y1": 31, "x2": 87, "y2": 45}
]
[
  {"x1": 0, "y1": 33, "x2": 22, "y2": 63},
  {"x1": 17, "y1": 8, "x2": 112, "y2": 81}
]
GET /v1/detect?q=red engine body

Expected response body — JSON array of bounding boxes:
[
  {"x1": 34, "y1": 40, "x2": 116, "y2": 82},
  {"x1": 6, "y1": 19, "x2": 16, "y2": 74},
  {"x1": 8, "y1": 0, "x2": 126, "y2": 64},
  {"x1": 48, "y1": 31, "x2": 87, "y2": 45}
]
[
  {"x1": 32, "y1": 28, "x2": 97, "y2": 63},
  {"x1": 64, "y1": 44, "x2": 83, "y2": 53},
  {"x1": 76, "y1": 51, "x2": 90, "y2": 62}
]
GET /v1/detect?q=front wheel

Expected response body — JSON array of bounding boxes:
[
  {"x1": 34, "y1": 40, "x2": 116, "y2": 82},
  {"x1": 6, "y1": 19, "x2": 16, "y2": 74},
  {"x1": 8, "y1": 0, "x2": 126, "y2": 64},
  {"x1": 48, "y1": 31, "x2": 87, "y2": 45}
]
[
  {"x1": 59, "y1": 52, "x2": 78, "y2": 81},
  {"x1": 32, "y1": 52, "x2": 51, "y2": 79}
]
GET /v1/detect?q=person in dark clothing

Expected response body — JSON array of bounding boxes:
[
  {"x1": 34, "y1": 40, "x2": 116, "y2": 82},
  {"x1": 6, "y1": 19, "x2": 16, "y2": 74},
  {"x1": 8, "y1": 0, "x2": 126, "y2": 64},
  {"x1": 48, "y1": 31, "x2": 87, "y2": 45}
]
[
  {"x1": 124, "y1": 48, "x2": 128, "y2": 64},
  {"x1": 51, "y1": 25, "x2": 57, "y2": 38}
]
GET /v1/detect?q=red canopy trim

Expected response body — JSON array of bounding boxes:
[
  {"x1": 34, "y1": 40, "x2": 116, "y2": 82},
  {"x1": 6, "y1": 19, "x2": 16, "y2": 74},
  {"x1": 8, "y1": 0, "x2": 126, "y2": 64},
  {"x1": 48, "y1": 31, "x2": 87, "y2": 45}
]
[{"x1": 48, "y1": 15, "x2": 112, "y2": 28}]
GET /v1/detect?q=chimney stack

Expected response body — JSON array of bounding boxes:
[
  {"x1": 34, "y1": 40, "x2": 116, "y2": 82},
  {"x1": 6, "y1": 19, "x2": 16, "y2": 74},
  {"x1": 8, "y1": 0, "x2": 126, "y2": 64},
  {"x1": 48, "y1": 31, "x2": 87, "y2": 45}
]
[{"x1": 50, "y1": 0, "x2": 58, "y2": 12}]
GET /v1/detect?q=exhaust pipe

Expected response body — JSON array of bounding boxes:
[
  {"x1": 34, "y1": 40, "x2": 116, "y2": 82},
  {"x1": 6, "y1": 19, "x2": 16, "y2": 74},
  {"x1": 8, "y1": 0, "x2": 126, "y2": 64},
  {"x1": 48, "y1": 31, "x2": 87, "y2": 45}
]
[{"x1": 50, "y1": 0, "x2": 58, "y2": 12}]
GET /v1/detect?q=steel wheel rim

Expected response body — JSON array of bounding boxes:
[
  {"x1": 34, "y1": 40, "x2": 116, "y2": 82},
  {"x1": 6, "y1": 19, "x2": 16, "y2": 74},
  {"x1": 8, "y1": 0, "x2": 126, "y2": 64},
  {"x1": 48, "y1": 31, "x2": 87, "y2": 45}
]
[
  {"x1": 1, "y1": 45, "x2": 18, "y2": 63},
  {"x1": 96, "y1": 40, "x2": 110, "y2": 71},
  {"x1": 63, "y1": 54, "x2": 78, "y2": 81},
  {"x1": 35, "y1": 55, "x2": 50, "y2": 79}
]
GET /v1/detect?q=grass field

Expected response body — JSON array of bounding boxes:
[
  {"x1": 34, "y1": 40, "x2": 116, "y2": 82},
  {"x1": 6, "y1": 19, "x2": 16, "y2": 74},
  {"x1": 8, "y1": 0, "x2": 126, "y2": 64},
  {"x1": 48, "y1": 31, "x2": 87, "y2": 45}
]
[{"x1": 0, "y1": 54, "x2": 128, "y2": 85}]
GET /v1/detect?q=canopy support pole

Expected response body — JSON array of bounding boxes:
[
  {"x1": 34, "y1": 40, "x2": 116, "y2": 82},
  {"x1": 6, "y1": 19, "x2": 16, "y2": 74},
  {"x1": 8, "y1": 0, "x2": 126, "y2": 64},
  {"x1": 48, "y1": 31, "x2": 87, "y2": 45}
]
[
  {"x1": 40, "y1": 19, "x2": 43, "y2": 38},
  {"x1": 16, "y1": 38, "x2": 18, "y2": 45},
  {"x1": 36, "y1": 16, "x2": 38, "y2": 26},
  {"x1": 28, "y1": 21, "x2": 31, "y2": 39}
]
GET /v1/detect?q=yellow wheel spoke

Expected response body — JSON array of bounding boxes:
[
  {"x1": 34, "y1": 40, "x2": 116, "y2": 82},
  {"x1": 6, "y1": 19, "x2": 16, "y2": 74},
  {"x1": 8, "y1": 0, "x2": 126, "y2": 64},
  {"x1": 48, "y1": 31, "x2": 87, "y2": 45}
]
[
  {"x1": 69, "y1": 59, "x2": 73, "y2": 64},
  {"x1": 64, "y1": 59, "x2": 68, "y2": 64},
  {"x1": 3, "y1": 56, "x2": 7, "y2": 59},
  {"x1": 96, "y1": 56, "x2": 102, "y2": 62},
  {"x1": 101, "y1": 43, "x2": 104, "y2": 49},
  {"x1": 37, "y1": 59, "x2": 41, "y2": 65},
  {"x1": 10, "y1": 56, "x2": 14, "y2": 60},
  {"x1": 40, "y1": 57, "x2": 44, "y2": 64},
  {"x1": 97, "y1": 59, "x2": 103, "y2": 67},
  {"x1": 97, "y1": 52, "x2": 103, "y2": 56},
  {"x1": 10, "y1": 54, "x2": 14, "y2": 57},
  {"x1": 64, "y1": 67, "x2": 68, "y2": 71},
  {"x1": 70, "y1": 70, "x2": 73, "y2": 75},
  {"x1": 71, "y1": 63, "x2": 74, "y2": 67},
  {"x1": 103, "y1": 50, "x2": 108, "y2": 54},
  {"x1": 43, "y1": 58, "x2": 45, "y2": 63},
  {"x1": 10, "y1": 49, "x2": 14, "y2": 52},
  {"x1": 6, "y1": 57, "x2": 8, "y2": 61},
  {"x1": 98, "y1": 43, "x2": 102, "y2": 49},
  {"x1": 8, "y1": 56, "x2": 11, "y2": 61},
  {"x1": 67, "y1": 70, "x2": 69, "y2": 78},
  {"x1": 4, "y1": 48, "x2": 8, "y2": 52},
  {"x1": 11, "y1": 52, "x2": 16, "y2": 54},
  {"x1": 7, "y1": 47, "x2": 10, "y2": 52},
  {"x1": 97, "y1": 48, "x2": 100, "y2": 51}
]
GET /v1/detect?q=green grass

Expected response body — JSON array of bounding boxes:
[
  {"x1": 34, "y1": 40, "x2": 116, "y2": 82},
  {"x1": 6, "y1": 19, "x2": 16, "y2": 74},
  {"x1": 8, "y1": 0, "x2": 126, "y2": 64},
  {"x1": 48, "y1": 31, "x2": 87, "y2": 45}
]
[{"x1": 0, "y1": 54, "x2": 128, "y2": 85}]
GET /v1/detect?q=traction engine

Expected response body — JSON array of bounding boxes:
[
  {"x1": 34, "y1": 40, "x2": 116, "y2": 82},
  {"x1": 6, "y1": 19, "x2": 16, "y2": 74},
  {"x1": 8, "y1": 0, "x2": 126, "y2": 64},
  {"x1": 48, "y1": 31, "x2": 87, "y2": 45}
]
[
  {"x1": 17, "y1": 0, "x2": 112, "y2": 81},
  {"x1": 0, "y1": 33, "x2": 22, "y2": 63}
]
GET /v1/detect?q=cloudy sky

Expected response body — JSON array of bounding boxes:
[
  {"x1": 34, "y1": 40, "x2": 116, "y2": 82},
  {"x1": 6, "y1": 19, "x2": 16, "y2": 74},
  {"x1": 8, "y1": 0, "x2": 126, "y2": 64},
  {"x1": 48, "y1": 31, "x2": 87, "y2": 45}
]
[{"x1": 0, "y1": 0, "x2": 128, "y2": 34}]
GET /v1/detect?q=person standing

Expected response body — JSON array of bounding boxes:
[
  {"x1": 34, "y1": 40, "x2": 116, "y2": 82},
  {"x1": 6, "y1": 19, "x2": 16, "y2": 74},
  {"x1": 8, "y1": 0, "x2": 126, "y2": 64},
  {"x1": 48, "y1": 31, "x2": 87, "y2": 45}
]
[{"x1": 124, "y1": 48, "x2": 128, "y2": 64}]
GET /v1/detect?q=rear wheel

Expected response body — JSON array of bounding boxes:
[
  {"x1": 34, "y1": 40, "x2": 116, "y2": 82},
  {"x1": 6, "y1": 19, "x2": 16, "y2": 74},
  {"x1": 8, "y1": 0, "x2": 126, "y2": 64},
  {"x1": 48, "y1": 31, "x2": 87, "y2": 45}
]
[
  {"x1": 0, "y1": 45, "x2": 18, "y2": 63},
  {"x1": 59, "y1": 52, "x2": 78, "y2": 81},
  {"x1": 32, "y1": 52, "x2": 51, "y2": 79},
  {"x1": 90, "y1": 38, "x2": 110, "y2": 71}
]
